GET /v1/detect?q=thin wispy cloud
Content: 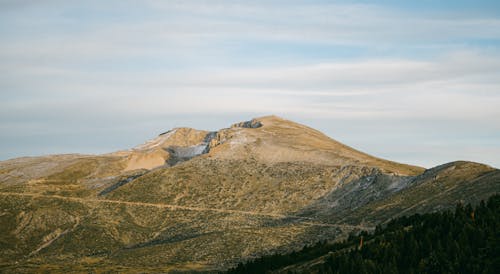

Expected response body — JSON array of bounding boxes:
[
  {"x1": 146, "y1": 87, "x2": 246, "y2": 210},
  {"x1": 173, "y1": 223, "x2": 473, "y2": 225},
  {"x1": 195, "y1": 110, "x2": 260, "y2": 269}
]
[{"x1": 0, "y1": 0, "x2": 499, "y2": 168}]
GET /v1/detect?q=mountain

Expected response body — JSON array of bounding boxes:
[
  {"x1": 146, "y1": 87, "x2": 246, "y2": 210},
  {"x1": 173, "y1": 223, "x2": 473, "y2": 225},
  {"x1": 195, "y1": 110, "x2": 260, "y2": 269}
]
[{"x1": 0, "y1": 115, "x2": 498, "y2": 272}]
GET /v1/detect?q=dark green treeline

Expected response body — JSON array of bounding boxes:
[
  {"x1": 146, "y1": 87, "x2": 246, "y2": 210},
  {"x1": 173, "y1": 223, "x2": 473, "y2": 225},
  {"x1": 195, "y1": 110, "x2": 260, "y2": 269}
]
[{"x1": 227, "y1": 194, "x2": 500, "y2": 274}]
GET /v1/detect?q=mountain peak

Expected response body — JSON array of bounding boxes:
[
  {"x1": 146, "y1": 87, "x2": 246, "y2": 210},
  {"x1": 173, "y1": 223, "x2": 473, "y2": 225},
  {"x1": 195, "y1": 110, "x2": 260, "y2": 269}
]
[
  {"x1": 230, "y1": 115, "x2": 293, "y2": 128},
  {"x1": 121, "y1": 116, "x2": 423, "y2": 175}
]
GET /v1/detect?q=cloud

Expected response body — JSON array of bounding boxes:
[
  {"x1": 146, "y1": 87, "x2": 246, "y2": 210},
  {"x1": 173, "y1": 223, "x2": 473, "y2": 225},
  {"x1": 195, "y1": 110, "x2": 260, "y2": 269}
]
[
  {"x1": 2, "y1": 50, "x2": 499, "y2": 121},
  {"x1": 1, "y1": 1, "x2": 499, "y2": 167},
  {"x1": 1, "y1": 1, "x2": 500, "y2": 67}
]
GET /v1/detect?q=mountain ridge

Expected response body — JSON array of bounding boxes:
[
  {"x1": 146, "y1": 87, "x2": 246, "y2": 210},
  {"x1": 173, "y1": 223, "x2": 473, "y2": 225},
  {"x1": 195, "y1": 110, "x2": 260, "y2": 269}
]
[
  {"x1": 0, "y1": 115, "x2": 498, "y2": 272},
  {"x1": 115, "y1": 115, "x2": 424, "y2": 175}
]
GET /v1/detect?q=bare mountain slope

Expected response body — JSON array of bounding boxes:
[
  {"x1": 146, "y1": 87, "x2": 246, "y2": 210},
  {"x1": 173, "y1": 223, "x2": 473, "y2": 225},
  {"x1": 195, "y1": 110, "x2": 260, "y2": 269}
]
[
  {"x1": 116, "y1": 115, "x2": 423, "y2": 175},
  {"x1": 0, "y1": 116, "x2": 498, "y2": 272},
  {"x1": 297, "y1": 161, "x2": 500, "y2": 225},
  {"x1": 204, "y1": 115, "x2": 422, "y2": 175}
]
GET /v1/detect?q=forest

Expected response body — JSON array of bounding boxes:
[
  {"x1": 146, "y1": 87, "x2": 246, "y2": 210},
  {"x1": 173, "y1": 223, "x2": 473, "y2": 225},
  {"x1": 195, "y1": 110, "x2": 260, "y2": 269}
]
[{"x1": 227, "y1": 194, "x2": 500, "y2": 274}]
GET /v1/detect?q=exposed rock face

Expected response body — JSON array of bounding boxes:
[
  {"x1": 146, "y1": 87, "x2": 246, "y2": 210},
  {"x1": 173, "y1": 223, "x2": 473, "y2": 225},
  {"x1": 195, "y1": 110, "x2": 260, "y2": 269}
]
[
  {"x1": 124, "y1": 128, "x2": 218, "y2": 170},
  {"x1": 165, "y1": 131, "x2": 217, "y2": 166},
  {"x1": 0, "y1": 115, "x2": 498, "y2": 272},
  {"x1": 231, "y1": 118, "x2": 263, "y2": 129}
]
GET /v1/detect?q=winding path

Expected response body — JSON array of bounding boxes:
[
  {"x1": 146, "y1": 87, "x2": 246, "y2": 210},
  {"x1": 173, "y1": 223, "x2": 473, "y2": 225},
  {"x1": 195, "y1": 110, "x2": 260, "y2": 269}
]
[{"x1": 0, "y1": 191, "x2": 372, "y2": 231}]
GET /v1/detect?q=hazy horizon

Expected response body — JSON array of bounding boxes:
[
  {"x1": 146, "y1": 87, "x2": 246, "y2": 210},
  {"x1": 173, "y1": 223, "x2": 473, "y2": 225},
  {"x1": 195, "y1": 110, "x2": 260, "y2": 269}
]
[{"x1": 1, "y1": 0, "x2": 500, "y2": 168}]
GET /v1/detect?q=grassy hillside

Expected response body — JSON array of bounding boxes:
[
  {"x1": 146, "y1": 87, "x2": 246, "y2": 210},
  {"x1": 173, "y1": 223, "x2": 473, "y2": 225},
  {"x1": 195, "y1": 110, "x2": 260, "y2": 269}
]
[{"x1": 0, "y1": 117, "x2": 498, "y2": 272}]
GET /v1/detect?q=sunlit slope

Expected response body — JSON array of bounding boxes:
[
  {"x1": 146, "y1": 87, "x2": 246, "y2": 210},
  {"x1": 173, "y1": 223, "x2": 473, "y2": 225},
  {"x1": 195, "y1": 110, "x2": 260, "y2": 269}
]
[{"x1": 206, "y1": 116, "x2": 423, "y2": 175}]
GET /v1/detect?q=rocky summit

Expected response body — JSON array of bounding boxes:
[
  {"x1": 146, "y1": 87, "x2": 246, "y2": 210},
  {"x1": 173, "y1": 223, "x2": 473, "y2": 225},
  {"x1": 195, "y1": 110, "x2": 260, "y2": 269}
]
[{"x1": 1, "y1": 115, "x2": 499, "y2": 272}]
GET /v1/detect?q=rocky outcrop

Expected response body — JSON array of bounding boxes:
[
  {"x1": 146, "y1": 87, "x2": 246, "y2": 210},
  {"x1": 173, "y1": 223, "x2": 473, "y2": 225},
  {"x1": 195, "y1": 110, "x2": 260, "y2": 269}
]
[
  {"x1": 165, "y1": 131, "x2": 218, "y2": 166},
  {"x1": 125, "y1": 128, "x2": 216, "y2": 170},
  {"x1": 125, "y1": 118, "x2": 267, "y2": 170},
  {"x1": 231, "y1": 119, "x2": 263, "y2": 129}
]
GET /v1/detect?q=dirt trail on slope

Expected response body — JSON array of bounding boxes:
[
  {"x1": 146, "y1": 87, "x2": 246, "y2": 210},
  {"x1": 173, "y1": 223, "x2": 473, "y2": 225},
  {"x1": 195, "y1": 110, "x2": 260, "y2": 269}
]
[{"x1": 0, "y1": 192, "x2": 371, "y2": 231}]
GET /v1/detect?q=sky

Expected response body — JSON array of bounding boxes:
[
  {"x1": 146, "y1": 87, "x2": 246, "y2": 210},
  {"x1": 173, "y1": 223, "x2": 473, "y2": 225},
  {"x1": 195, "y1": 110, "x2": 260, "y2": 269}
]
[{"x1": 1, "y1": 0, "x2": 500, "y2": 168}]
